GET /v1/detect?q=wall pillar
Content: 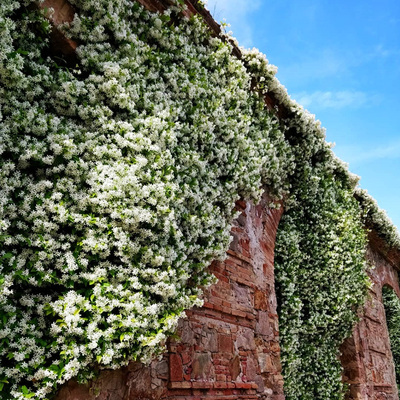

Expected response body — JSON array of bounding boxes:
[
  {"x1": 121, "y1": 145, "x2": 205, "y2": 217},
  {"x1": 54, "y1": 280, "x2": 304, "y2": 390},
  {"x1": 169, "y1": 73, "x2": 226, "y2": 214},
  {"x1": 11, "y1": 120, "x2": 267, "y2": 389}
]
[{"x1": 341, "y1": 234, "x2": 400, "y2": 400}]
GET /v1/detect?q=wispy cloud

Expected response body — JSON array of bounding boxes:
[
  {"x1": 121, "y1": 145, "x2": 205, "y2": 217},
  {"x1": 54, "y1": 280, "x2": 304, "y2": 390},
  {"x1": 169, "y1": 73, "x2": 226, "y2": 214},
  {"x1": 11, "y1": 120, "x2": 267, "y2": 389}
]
[
  {"x1": 292, "y1": 90, "x2": 381, "y2": 110},
  {"x1": 279, "y1": 42, "x2": 400, "y2": 87},
  {"x1": 338, "y1": 140, "x2": 400, "y2": 165},
  {"x1": 206, "y1": 0, "x2": 261, "y2": 47},
  {"x1": 369, "y1": 44, "x2": 400, "y2": 59}
]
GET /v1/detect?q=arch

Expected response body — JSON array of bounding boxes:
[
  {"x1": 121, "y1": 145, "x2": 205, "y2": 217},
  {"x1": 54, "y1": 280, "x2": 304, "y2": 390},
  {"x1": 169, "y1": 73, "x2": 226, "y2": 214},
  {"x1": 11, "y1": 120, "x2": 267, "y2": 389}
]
[{"x1": 340, "y1": 245, "x2": 400, "y2": 400}]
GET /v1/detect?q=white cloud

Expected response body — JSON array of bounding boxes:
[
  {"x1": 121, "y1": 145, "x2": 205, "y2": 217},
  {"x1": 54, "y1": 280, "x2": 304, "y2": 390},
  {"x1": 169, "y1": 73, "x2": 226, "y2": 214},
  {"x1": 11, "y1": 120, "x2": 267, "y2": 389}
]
[
  {"x1": 279, "y1": 43, "x2": 400, "y2": 88},
  {"x1": 279, "y1": 49, "x2": 353, "y2": 86},
  {"x1": 292, "y1": 90, "x2": 380, "y2": 110},
  {"x1": 206, "y1": 0, "x2": 261, "y2": 47},
  {"x1": 337, "y1": 141, "x2": 400, "y2": 165}
]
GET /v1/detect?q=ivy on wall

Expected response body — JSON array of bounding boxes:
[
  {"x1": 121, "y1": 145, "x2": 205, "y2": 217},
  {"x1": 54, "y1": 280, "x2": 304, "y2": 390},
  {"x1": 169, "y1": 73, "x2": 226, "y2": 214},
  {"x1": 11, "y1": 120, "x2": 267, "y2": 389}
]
[
  {"x1": 274, "y1": 152, "x2": 369, "y2": 400},
  {"x1": 0, "y1": 0, "x2": 396, "y2": 399},
  {"x1": 382, "y1": 285, "x2": 400, "y2": 391}
]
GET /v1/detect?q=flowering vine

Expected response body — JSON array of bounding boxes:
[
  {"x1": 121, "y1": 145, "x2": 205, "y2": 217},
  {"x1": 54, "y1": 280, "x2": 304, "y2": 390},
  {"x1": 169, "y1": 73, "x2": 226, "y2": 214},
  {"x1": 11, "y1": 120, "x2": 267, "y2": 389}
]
[
  {"x1": 0, "y1": 1, "x2": 290, "y2": 397},
  {"x1": 0, "y1": 0, "x2": 396, "y2": 399}
]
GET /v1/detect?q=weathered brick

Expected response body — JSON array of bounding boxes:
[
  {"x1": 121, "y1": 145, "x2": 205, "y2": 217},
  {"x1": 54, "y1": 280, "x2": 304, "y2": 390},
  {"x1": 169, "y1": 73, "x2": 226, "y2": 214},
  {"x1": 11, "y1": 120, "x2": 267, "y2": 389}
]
[
  {"x1": 170, "y1": 354, "x2": 183, "y2": 382},
  {"x1": 218, "y1": 334, "x2": 233, "y2": 353},
  {"x1": 168, "y1": 381, "x2": 192, "y2": 389}
]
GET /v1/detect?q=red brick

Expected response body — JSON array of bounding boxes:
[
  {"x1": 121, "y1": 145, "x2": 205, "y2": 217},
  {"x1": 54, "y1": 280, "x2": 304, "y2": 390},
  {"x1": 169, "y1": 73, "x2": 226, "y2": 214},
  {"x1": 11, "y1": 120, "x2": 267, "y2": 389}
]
[
  {"x1": 231, "y1": 309, "x2": 247, "y2": 318},
  {"x1": 203, "y1": 301, "x2": 214, "y2": 309},
  {"x1": 216, "y1": 374, "x2": 227, "y2": 382},
  {"x1": 218, "y1": 334, "x2": 233, "y2": 353},
  {"x1": 235, "y1": 382, "x2": 254, "y2": 389},
  {"x1": 192, "y1": 381, "x2": 213, "y2": 389},
  {"x1": 214, "y1": 382, "x2": 228, "y2": 389},
  {"x1": 168, "y1": 381, "x2": 191, "y2": 389},
  {"x1": 169, "y1": 353, "x2": 183, "y2": 382}
]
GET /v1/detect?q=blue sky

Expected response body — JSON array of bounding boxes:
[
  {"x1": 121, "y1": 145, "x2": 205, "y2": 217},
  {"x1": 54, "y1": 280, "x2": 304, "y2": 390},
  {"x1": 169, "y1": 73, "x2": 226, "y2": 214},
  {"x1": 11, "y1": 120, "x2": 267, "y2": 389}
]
[{"x1": 206, "y1": 0, "x2": 400, "y2": 230}]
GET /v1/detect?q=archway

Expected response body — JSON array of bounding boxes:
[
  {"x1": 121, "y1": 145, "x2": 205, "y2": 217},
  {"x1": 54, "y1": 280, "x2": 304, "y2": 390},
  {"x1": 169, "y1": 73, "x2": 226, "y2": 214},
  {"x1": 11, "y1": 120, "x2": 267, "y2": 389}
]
[{"x1": 340, "y1": 241, "x2": 400, "y2": 400}]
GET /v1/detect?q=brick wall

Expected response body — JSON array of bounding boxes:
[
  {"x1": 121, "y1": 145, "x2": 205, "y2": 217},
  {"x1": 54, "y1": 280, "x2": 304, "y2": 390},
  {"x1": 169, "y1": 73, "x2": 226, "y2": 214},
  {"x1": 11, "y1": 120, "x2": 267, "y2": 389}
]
[{"x1": 341, "y1": 233, "x2": 400, "y2": 400}]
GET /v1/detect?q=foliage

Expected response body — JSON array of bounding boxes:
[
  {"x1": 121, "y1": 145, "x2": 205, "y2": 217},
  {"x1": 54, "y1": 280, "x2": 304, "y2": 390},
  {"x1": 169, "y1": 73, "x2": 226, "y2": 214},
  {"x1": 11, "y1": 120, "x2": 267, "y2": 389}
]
[
  {"x1": 242, "y1": 47, "x2": 370, "y2": 400},
  {"x1": 0, "y1": 0, "x2": 388, "y2": 399},
  {"x1": 274, "y1": 156, "x2": 369, "y2": 400},
  {"x1": 356, "y1": 188, "x2": 400, "y2": 249},
  {"x1": 382, "y1": 285, "x2": 400, "y2": 391},
  {"x1": 0, "y1": 0, "x2": 290, "y2": 398}
]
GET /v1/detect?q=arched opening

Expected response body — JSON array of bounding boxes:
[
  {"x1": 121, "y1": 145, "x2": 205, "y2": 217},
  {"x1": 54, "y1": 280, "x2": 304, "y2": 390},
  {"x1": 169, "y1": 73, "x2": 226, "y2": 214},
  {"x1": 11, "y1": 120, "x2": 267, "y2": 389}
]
[
  {"x1": 338, "y1": 274, "x2": 400, "y2": 400},
  {"x1": 340, "y1": 334, "x2": 363, "y2": 400}
]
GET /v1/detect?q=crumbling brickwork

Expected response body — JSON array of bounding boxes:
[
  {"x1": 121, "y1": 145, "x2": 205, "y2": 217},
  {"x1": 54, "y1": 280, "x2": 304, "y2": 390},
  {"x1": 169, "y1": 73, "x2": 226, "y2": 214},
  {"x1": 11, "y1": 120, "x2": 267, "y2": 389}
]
[{"x1": 341, "y1": 233, "x2": 400, "y2": 400}]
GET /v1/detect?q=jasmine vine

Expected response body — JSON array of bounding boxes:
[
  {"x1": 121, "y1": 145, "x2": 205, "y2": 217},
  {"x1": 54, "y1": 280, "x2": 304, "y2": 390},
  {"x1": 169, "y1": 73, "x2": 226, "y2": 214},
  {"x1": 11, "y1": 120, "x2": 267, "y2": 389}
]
[
  {"x1": 0, "y1": 0, "x2": 396, "y2": 399},
  {"x1": 356, "y1": 188, "x2": 400, "y2": 249},
  {"x1": 274, "y1": 157, "x2": 369, "y2": 400},
  {"x1": 242, "y1": 46, "x2": 370, "y2": 399},
  {"x1": 0, "y1": 1, "x2": 289, "y2": 398}
]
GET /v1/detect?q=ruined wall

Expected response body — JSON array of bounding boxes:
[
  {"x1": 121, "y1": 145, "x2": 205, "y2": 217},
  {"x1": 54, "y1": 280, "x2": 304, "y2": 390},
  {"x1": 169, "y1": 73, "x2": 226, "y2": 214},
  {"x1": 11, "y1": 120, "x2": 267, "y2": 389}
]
[
  {"x1": 31, "y1": 1, "x2": 400, "y2": 399},
  {"x1": 55, "y1": 195, "x2": 285, "y2": 400},
  {"x1": 51, "y1": 192, "x2": 400, "y2": 400},
  {"x1": 341, "y1": 234, "x2": 400, "y2": 400}
]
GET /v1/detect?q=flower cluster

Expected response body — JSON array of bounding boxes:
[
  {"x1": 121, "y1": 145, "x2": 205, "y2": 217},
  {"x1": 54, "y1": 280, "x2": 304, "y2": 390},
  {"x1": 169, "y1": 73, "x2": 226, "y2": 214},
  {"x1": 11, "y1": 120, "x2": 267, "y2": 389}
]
[
  {"x1": 274, "y1": 166, "x2": 369, "y2": 400},
  {"x1": 355, "y1": 188, "x2": 400, "y2": 249}
]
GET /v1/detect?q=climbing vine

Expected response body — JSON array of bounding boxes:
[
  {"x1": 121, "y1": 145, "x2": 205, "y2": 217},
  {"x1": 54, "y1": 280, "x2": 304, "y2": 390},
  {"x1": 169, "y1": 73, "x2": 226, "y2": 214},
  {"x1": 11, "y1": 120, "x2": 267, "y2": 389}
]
[
  {"x1": 243, "y1": 47, "x2": 370, "y2": 400},
  {"x1": 356, "y1": 188, "x2": 400, "y2": 249},
  {"x1": 0, "y1": 0, "x2": 394, "y2": 399},
  {"x1": 0, "y1": 1, "x2": 290, "y2": 398},
  {"x1": 274, "y1": 154, "x2": 369, "y2": 400},
  {"x1": 382, "y1": 286, "x2": 400, "y2": 391}
]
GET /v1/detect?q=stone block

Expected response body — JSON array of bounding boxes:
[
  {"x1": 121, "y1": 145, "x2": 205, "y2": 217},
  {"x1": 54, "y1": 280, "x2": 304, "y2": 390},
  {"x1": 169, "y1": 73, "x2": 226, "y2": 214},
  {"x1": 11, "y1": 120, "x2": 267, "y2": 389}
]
[
  {"x1": 254, "y1": 288, "x2": 268, "y2": 310},
  {"x1": 236, "y1": 327, "x2": 255, "y2": 350},
  {"x1": 191, "y1": 353, "x2": 213, "y2": 380},
  {"x1": 256, "y1": 311, "x2": 272, "y2": 337},
  {"x1": 229, "y1": 354, "x2": 241, "y2": 380},
  {"x1": 218, "y1": 334, "x2": 234, "y2": 353}
]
